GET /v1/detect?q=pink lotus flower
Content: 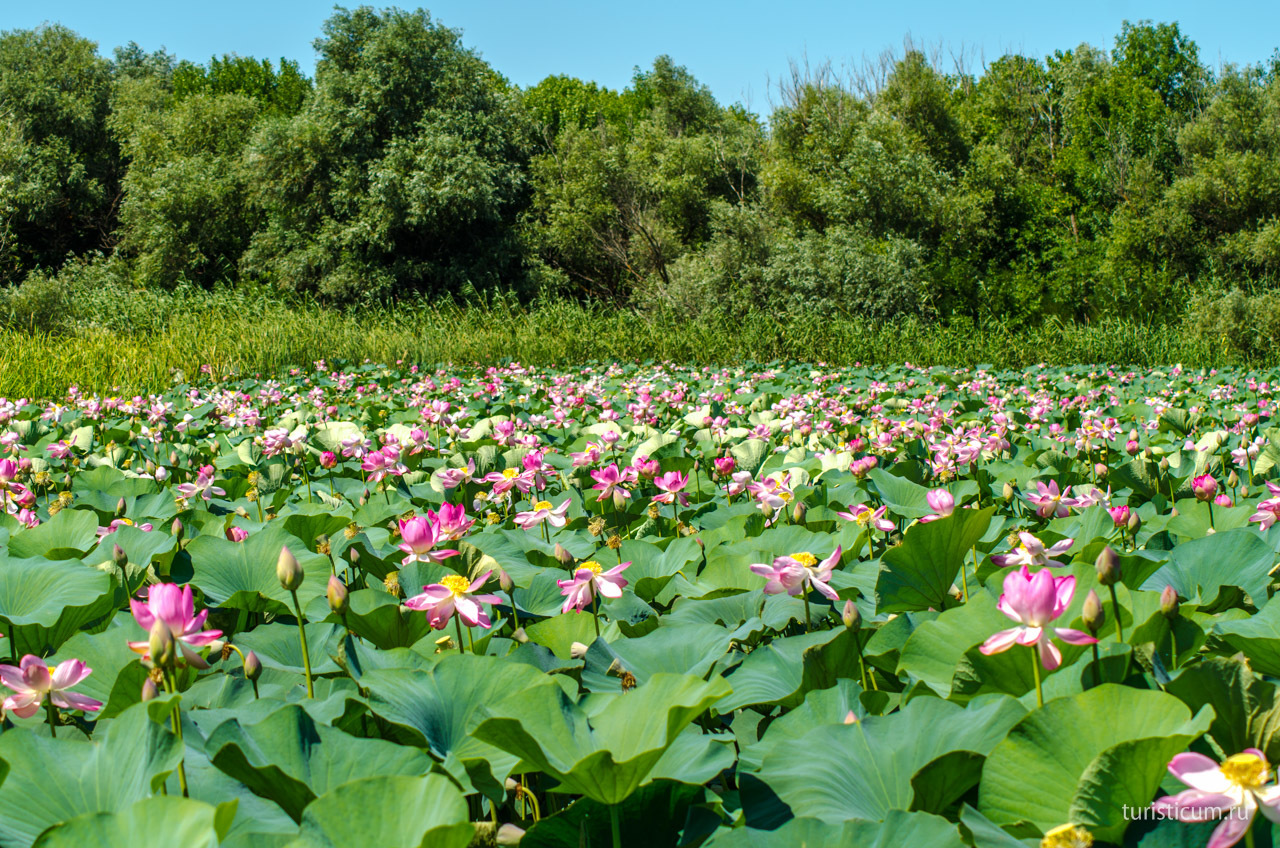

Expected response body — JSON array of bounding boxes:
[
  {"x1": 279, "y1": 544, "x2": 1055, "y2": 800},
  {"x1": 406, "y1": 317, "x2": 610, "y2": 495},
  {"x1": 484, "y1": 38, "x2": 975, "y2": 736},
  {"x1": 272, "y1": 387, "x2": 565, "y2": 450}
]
[
  {"x1": 0, "y1": 655, "x2": 102, "y2": 717},
  {"x1": 920, "y1": 489, "x2": 955, "y2": 523},
  {"x1": 1152, "y1": 750, "x2": 1280, "y2": 848},
  {"x1": 225, "y1": 526, "x2": 249, "y2": 542},
  {"x1": 398, "y1": 516, "x2": 459, "y2": 566},
  {"x1": 128, "y1": 583, "x2": 223, "y2": 668},
  {"x1": 515, "y1": 499, "x2": 570, "y2": 530},
  {"x1": 557, "y1": 561, "x2": 630, "y2": 613},
  {"x1": 175, "y1": 465, "x2": 225, "y2": 501},
  {"x1": 1193, "y1": 474, "x2": 1219, "y2": 502},
  {"x1": 405, "y1": 571, "x2": 502, "y2": 630},
  {"x1": 362, "y1": 449, "x2": 406, "y2": 483},
  {"x1": 749, "y1": 548, "x2": 842, "y2": 601},
  {"x1": 590, "y1": 463, "x2": 634, "y2": 503},
  {"x1": 979, "y1": 566, "x2": 1096, "y2": 670},
  {"x1": 1250, "y1": 499, "x2": 1280, "y2": 532},
  {"x1": 436, "y1": 459, "x2": 476, "y2": 490},
  {"x1": 651, "y1": 471, "x2": 690, "y2": 507},
  {"x1": 426, "y1": 502, "x2": 474, "y2": 540},
  {"x1": 990, "y1": 531, "x2": 1074, "y2": 569},
  {"x1": 835, "y1": 504, "x2": 895, "y2": 533},
  {"x1": 96, "y1": 517, "x2": 154, "y2": 538},
  {"x1": 46, "y1": 439, "x2": 74, "y2": 460},
  {"x1": 712, "y1": 456, "x2": 736, "y2": 478},
  {"x1": 1025, "y1": 480, "x2": 1079, "y2": 519}
]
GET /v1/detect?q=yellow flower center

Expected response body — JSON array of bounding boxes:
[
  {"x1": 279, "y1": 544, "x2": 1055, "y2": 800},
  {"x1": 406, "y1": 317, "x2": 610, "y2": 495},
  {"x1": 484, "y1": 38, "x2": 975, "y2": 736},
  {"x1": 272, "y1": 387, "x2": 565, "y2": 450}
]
[
  {"x1": 47, "y1": 665, "x2": 57, "y2": 676},
  {"x1": 790, "y1": 552, "x2": 818, "y2": 567},
  {"x1": 502, "y1": 468, "x2": 518, "y2": 479},
  {"x1": 779, "y1": 491, "x2": 794, "y2": 504},
  {"x1": 580, "y1": 560, "x2": 603, "y2": 575},
  {"x1": 1041, "y1": 824, "x2": 1093, "y2": 848},
  {"x1": 855, "y1": 509, "x2": 874, "y2": 527},
  {"x1": 534, "y1": 500, "x2": 553, "y2": 511},
  {"x1": 439, "y1": 574, "x2": 471, "y2": 595},
  {"x1": 119, "y1": 517, "x2": 135, "y2": 526},
  {"x1": 1222, "y1": 753, "x2": 1268, "y2": 788}
]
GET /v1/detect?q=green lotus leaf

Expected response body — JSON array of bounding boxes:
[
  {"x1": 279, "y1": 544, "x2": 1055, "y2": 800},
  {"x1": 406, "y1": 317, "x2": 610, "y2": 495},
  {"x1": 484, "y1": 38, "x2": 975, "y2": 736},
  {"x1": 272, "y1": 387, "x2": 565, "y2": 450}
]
[
  {"x1": 286, "y1": 774, "x2": 472, "y2": 848},
  {"x1": 876, "y1": 507, "x2": 995, "y2": 613},
  {"x1": 30, "y1": 797, "x2": 234, "y2": 848},
  {"x1": 185, "y1": 523, "x2": 333, "y2": 614},
  {"x1": 0, "y1": 554, "x2": 117, "y2": 655},
  {"x1": 703, "y1": 810, "x2": 967, "y2": 847}
]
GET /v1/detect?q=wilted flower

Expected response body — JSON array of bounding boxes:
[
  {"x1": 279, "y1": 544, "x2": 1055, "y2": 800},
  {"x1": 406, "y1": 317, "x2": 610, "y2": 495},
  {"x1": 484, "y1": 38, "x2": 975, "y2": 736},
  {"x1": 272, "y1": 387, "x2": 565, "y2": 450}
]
[{"x1": 991, "y1": 532, "x2": 1074, "y2": 569}]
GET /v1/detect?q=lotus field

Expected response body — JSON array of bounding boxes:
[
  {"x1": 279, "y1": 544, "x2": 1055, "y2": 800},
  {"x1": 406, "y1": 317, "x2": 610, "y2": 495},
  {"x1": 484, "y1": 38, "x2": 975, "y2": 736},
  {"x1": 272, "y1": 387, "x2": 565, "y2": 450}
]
[{"x1": 3, "y1": 362, "x2": 1280, "y2": 848}]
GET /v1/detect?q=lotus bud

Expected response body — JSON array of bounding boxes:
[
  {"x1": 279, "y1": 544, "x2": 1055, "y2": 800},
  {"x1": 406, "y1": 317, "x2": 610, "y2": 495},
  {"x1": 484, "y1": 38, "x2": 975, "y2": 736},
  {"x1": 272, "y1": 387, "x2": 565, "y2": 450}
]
[
  {"x1": 792, "y1": 502, "x2": 807, "y2": 525},
  {"x1": 1241, "y1": 486, "x2": 1250, "y2": 499},
  {"x1": 569, "y1": 641, "x2": 589, "y2": 660},
  {"x1": 498, "y1": 569, "x2": 513, "y2": 592},
  {"x1": 1081, "y1": 589, "x2": 1104, "y2": 634},
  {"x1": 171, "y1": 518, "x2": 184, "y2": 544},
  {"x1": 112, "y1": 543, "x2": 128, "y2": 569},
  {"x1": 1193, "y1": 474, "x2": 1218, "y2": 502},
  {"x1": 141, "y1": 678, "x2": 160, "y2": 701},
  {"x1": 554, "y1": 543, "x2": 574, "y2": 565},
  {"x1": 1158, "y1": 457, "x2": 1170, "y2": 473},
  {"x1": 842, "y1": 600, "x2": 860, "y2": 630},
  {"x1": 277, "y1": 546, "x2": 304, "y2": 591},
  {"x1": 169, "y1": 451, "x2": 180, "y2": 467},
  {"x1": 1125, "y1": 439, "x2": 1140, "y2": 456},
  {"x1": 243, "y1": 650, "x2": 262, "y2": 681},
  {"x1": 149, "y1": 620, "x2": 176, "y2": 668},
  {"x1": 116, "y1": 497, "x2": 128, "y2": 518},
  {"x1": 1244, "y1": 413, "x2": 1260, "y2": 427},
  {"x1": 1228, "y1": 470, "x2": 1240, "y2": 489},
  {"x1": 208, "y1": 639, "x2": 226, "y2": 659},
  {"x1": 349, "y1": 547, "x2": 360, "y2": 566},
  {"x1": 1127, "y1": 511, "x2": 1142, "y2": 535},
  {"x1": 327, "y1": 575, "x2": 349, "y2": 615},
  {"x1": 511, "y1": 627, "x2": 528, "y2": 644},
  {"x1": 1160, "y1": 585, "x2": 1180, "y2": 618},
  {"x1": 1094, "y1": 463, "x2": 1108, "y2": 479},
  {"x1": 1095, "y1": 546, "x2": 1120, "y2": 586},
  {"x1": 1215, "y1": 493, "x2": 1234, "y2": 508},
  {"x1": 1002, "y1": 482, "x2": 1015, "y2": 501},
  {"x1": 496, "y1": 824, "x2": 526, "y2": 846},
  {"x1": 612, "y1": 490, "x2": 627, "y2": 511},
  {"x1": 155, "y1": 466, "x2": 168, "y2": 482},
  {"x1": 319, "y1": 451, "x2": 337, "y2": 469}
]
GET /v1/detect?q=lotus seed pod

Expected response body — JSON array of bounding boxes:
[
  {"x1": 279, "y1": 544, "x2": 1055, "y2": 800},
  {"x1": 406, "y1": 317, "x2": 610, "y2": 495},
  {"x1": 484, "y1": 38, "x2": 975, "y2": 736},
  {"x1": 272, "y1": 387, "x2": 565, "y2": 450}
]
[
  {"x1": 207, "y1": 639, "x2": 226, "y2": 659},
  {"x1": 141, "y1": 678, "x2": 160, "y2": 701},
  {"x1": 553, "y1": 543, "x2": 574, "y2": 565},
  {"x1": 277, "y1": 546, "x2": 304, "y2": 591},
  {"x1": 1160, "y1": 585, "x2": 1180, "y2": 618},
  {"x1": 149, "y1": 620, "x2": 176, "y2": 668},
  {"x1": 1081, "y1": 589, "x2": 1105, "y2": 634},
  {"x1": 504, "y1": 777, "x2": 520, "y2": 794},
  {"x1": 842, "y1": 600, "x2": 861, "y2": 630},
  {"x1": 1095, "y1": 546, "x2": 1121, "y2": 586},
  {"x1": 1127, "y1": 510, "x2": 1142, "y2": 535},
  {"x1": 112, "y1": 543, "x2": 128, "y2": 569},
  {"x1": 243, "y1": 650, "x2": 263, "y2": 681},
  {"x1": 327, "y1": 575, "x2": 349, "y2": 615}
]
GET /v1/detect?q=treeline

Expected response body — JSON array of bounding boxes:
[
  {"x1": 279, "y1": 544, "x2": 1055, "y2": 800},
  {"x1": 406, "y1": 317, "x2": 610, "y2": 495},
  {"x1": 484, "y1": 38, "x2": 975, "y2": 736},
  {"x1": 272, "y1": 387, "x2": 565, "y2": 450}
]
[{"x1": 3, "y1": 7, "x2": 1280, "y2": 325}]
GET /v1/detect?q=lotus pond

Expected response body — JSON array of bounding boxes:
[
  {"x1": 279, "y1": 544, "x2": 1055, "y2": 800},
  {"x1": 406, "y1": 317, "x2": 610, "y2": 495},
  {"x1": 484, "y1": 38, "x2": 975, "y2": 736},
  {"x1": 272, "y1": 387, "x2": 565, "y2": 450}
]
[{"x1": 1, "y1": 362, "x2": 1279, "y2": 848}]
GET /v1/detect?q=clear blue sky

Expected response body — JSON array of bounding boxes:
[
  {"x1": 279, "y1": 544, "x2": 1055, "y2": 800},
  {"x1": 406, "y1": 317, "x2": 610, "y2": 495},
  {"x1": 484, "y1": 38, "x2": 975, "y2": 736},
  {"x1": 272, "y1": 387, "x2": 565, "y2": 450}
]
[{"x1": 6, "y1": 1, "x2": 1280, "y2": 108}]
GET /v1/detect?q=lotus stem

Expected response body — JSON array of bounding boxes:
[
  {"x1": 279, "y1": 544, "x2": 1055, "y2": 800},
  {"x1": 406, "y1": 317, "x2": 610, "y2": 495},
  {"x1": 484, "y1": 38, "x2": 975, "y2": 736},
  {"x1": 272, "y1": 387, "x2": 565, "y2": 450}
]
[
  {"x1": 455, "y1": 614, "x2": 466, "y2": 654},
  {"x1": 45, "y1": 698, "x2": 57, "y2": 738},
  {"x1": 1108, "y1": 584, "x2": 1125, "y2": 643},
  {"x1": 1030, "y1": 646, "x2": 1043, "y2": 709},
  {"x1": 290, "y1": 588, "x2": 314, "y2": 697},
  {"x1": 802, "y1": 588, "x2": 812, "y2": 633},
  {"x1": 610, "y1": 804, "x2": 622, "y2": 848},
  {"x1": 162, "y1": 670, "x2": 190, "y2": 797}
]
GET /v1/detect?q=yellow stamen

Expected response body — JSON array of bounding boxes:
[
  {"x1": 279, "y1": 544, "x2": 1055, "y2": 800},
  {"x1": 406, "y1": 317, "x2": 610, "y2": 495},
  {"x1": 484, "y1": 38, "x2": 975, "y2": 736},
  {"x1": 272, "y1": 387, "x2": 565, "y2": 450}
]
[
  {"x1": 580, "y1": 560, "x2": 603, "y2": 575},
  {"x1": 1222, "y1": 753, "x2": 1268, "y2": 788},
  {"x1": 502, "y1": 468, "x2": 518, "y2": 479},
  {"x1": 1041, "y1": 824, "x2": 1093, "y2": 848},
  {"x1": 439, "y1": 574, "x2": 471, "y2": 595},
  {"x1": 534, "y1": 500, "x2": 553, "y2": 511},
  {"x1": 790, "y1": 552, "x2": 818, "y2": 567}
]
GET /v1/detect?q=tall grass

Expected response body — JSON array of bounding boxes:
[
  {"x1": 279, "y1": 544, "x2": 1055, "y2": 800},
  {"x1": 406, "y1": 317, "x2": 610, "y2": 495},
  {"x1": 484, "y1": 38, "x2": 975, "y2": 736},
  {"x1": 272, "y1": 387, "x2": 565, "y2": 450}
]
[{"x1": 0, "y1": 276, "x2": 1242, "y2": 399}]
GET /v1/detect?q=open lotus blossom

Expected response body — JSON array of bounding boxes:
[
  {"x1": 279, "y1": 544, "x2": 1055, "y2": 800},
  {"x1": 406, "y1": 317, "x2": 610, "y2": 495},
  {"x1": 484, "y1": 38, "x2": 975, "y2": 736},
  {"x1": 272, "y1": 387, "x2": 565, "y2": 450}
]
[
  {"x1": 405, "y1": 571, "x2": 502, "y2": 630},
  {"x1": 175, "y1": 465, "x2": 225, "y2": 501},
  {"x1": 557, "y1": 560, "x2": 630, "y2": 613},
  {"x1": 1025, "y1": 480, "x2": 1079, "y2": 519},
  {"x1": 1250, "y1": 498, "x2": 1280, "y2": 532},
  {"x1": 590, "y1": 463, "x2": 635, "y2": 503},
  {"x1": 96, "y1": 517, "x2": 154, "y2": 538},
  {"x1": 128, "y1": 583, "x2": 224, "y2": 668},
  {"x1": 515, "y1": 498, "x2": 570, "y2": 530},
  {"x1": 0, "y1": 656, "x2": 103, "y2": 717},
  {"x1": 436, "y1": 459, "x2": 475, "y2": 490},
  {"x1": 747, "y1": 474, "x2": 794, "y2": 512},
  {"x1": 835, "y1": 503, "x2": 895, "y2": 533},
  {"x1": 991, "y1": 531, "x2": 1075, "y2": 569},
  {"x1": 398, "y1": 516, "x2": 459, "y2": 565},
  {"x1": 426, "y1": 502, "x2": 475, "y2": 540},
  {"x1": 920, "y1": 489, "x2": 955, "y2": 523},
  {"x1": 1152, "y1": 750, "x2": 1280, "y2": 848},
  {"x1": 750, "y1": 548, "x2": 842, "y2": 601},
  {"x1": 651, "y1": 471, "x2": 690, "y2": 506},
  {"x1": 980, "y1": 566, "x2": 1096, "y2": 670}
]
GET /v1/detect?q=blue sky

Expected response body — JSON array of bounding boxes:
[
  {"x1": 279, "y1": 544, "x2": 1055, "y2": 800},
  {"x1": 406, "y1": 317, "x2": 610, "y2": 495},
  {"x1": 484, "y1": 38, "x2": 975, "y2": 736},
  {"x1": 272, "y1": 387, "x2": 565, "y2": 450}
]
[{"x1": 6, "y1": 1, "x2": 1280, "y2": 108}]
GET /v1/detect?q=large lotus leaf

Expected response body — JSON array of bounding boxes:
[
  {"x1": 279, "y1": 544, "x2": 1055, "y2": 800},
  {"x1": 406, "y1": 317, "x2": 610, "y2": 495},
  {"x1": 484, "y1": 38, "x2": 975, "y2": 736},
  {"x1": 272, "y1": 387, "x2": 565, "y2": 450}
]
[
  {"x1": 737, "y1": 680, "x2": 867, "y2": 773},
  {"x1": 876, "y1": 507, "x2": 994, "y2": 613},
  {"x1": 647, "y1": 727, "x2": 736, "y2": 786},
  {"x1": 979, "y1": 685, "x2": 1213, "y2": 842},
  {"x1": 185, "y1": 523, "x2": 333, "y2": 614},
  {"x1": 520, "y1": 780, "x2": 706, "y2": 848},
  {"x1": 235, "y1": 622, "x2": 344, "y2": 676},
  {"x1": 7, "y1": 508, "x2": 100, "y2": 558},
  {"x1": 286, "y1": 774, "x2": 472, "y2": 848},
  {"x1": 81, "y1": 524, "x2": 178, "y2": 573},
  {"x1": 581, "y1": 622, "x2": 732, "y2": 692},
  {"x1": 1142, "y1": 529, "x2": 1274, "y2": 605},
  {"x1": 309, "y1": 588, "x2": 432, "y2": 649},
  {"x1": 30, "y1": 797, "x2": 233, "y2": 848},
  {"x1": 0, "y1": 555, "x2": 116, "y2": 656},
  {"x1": 360, "y1": 654, "x2": 552, "y2": 798},
  {"x1": 703, "y1": 810, "x2": 967, "y2": 847},
  {"x1": 177, "y1": 745, "x2": 298, "y2": 844},
  {"x1": 717, "y1": 627, "x2": 861, "y2": 711},
  {"x1": 205, "y1": 703, "x2": 433, "y2": 822},
  {"x1": 277, "y1": 503, "x2": 355, "y2": 551},
  {"x1": 621, "y1": 536, "x2": 703, "y2": 601},
  {"x1": 758, "y1": 695, "x2": 1025, "y2": 823},
  {"x1": 524, "y1": 608, "x2": 601, "y2": 658},
  {"x1": 897, "y1": 589, "x2": 1008, "y2": 698},
  {"x1": 0, "y1": 702, "x2": 183, "y2": 847},
  {"x1": 473, "y1": 672, "x2": 731, "y2": 806},
  {"x1": 1214, "y1": 596, "x2": 1280, "y2": 675}
]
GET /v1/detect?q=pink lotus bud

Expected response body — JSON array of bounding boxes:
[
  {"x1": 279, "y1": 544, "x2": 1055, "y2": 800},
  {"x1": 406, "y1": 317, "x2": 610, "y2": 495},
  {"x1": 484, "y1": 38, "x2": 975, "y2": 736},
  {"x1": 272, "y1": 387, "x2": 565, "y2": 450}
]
[
  {"x1": 226, "y1": 526, "x2": 248, "y2": 542},
  {"x1": 1125, "y1": 440, "x2": 1140, "y2": 456},
  {"x1": 1160, "y1": 585, "x2": 1180, "y2": 618},
  {"x1": 1214, "y1": 493, "x2": 1234, "y2": 508},
  {"x1": 141, "y1": 678, "x2": 160, "y2": 701},
  {"x1": 277, "y1": 546, "x2": 304, "y2": 591},
  {"x1": 712, "y1": 456, "x2": 736, "y2": 478},
  {"x1": 243, "y1": 650, "x2": 262, "y2": 681},
  {"x1": 1193, "y1": 474, "x2": 1218, "y2": 502},
  {"x1": 319, "y1": 451, "x2": 337, "y2": 469},
  {"x1": 327, "y1": 575, "x2": 349, "y2": 615},
  {"x1": 1108, "y1": 505, "x2": 1131, "y2": 528}
]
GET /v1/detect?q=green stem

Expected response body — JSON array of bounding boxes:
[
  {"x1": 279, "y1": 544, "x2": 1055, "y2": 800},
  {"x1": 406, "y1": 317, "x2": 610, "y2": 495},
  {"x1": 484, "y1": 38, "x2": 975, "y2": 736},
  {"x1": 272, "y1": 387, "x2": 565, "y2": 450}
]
[
  {"x1": 1108, "y1": 584, "x2": 1125, "y2": 643},
  {"x1": 541, "y1": 521, "x2": 549, "y2": 544},
  {"x1": 1090, "y1": 643, "x2": 1101, "y2": 688},
  {"x1": 592, "y1": 592, "x2": 601, "y2": 638},
  {"x1": 162, "y1": 672, "x2": 189, "y2": 797},
  {"x1": 610, "y1": 804, "x2": 622, "y2": 848},
  {"x1": 45, "y1": 698, "x2": 57, "y2": 738},
  {"x1": 290, "y1": 589, "x2": 314, "y2": 698},
  {"x1": 1169, "y1": 626, "x2": 1179, "y2": 670},
  {"x1": 1207, "y1": 500, "x2": 1215, "y2": 530},
  {"x1": 853, "y1": 628, "x2": 869, "y2": 690},
  {"x1": 1246, "y1": 823, "x2": 1256, "y2": 848},
  {"x1": 802, "y1": 588, "x2": 812, "y2": 633},
  {"x1": 962, "y1": 545, "x2": 973, "y2": 603},
  {"x1": 300, "y1": 457, "x2": 313, "y2": 503},
  {"x1": 1030, "y1": 646, "x2": 1044, "y2": 709},
  {"x1": 454, "y1": 614, "x2": 466, "y2": 654}
]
